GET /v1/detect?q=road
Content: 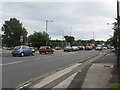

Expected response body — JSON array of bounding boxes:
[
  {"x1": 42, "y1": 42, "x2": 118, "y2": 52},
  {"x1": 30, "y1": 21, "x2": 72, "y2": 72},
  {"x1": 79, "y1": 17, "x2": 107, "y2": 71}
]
[{"x1": 2, "y1": 50, "x2": 102, "y2": 88}]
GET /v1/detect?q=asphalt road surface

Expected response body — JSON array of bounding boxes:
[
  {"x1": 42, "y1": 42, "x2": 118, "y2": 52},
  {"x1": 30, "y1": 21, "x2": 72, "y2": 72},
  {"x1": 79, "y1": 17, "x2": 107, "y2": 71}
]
[{"x1": 2, "y1": 50, "x2": 102, "y2": 88}]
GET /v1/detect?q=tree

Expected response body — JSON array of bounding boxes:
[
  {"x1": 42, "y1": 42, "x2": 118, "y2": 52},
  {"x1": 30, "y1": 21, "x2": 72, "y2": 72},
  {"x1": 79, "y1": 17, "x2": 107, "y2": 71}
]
[
  {"x1": 113, "y1": 16, "x2": 120, "y2": 49},
  {"x1": 64, "y1": 36, "x2": 74, "y2": 46},
  {"x1": 28, "y1": 31, "x2": 50, "y2": 49},
  {"x1": 50, "y1": 40, "x2": 64, "y2": 48},
  {"x1": 1, "y1": 18, "x2": 28, "y2": 47}
]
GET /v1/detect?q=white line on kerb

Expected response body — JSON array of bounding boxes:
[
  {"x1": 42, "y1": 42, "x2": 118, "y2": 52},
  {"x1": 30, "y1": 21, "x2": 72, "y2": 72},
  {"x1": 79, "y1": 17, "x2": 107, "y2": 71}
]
[
  {"x1": 2, "y1": 61, "x2": 23, "y2": 66},
  {"x1": 33, "y1": 63, "x2": 81, "y2": 88}
]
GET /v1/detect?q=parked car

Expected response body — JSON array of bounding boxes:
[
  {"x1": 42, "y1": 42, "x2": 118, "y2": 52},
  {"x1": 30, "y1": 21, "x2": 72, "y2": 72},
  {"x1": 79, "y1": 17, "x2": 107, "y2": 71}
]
[
  {"x1": 55, "y1": 47, "x2": 61, "y2": 50},
  {"x1": 85, "y1": 46, "x2": 93, "y2": 50},
  {"x1": 39, "y1": 46, "x2": 54, "y2": 54},
  {"x1": 102, "y1": 47, "x2": 107, "y2": 50},
  {"x1": 95, "y1": 46, "x2": 102, "y2": 50},
  {"x1": 64, "y1": 46, "x2": 73, "y2": 52},
  {"x1": 72, "y1": 46, "x2": 79, "y2": 51},
  {"x1": 12, "y1": 45, "x2": 35, "y2": 57},
  {"x1": 78, "y1": 46, "x2": 85, "y2": 50},
  {"x1": 107, "y1": 46, "x2": 114, "y2": 49}
]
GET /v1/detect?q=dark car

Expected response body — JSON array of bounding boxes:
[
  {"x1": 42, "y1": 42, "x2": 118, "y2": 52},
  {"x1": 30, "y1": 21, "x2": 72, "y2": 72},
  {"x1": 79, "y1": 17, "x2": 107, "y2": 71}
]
[
  {"x1": 12, "y1": 45, "x2": 35, "y2": 57},
  {"x1": 55, "y1": 47, "x2": 61, "y2": 50},
  {"x1": 85, "y1": 46, "x2": 93, "y2": 50},
  {"x1": 107, "y1": 46, "x2": 114, "y2": 49},
  {"x1": 39, "y1": 46, "x2": 54, "y2": 54},
  {"x1": 64, "y1": 46, "x2": 73, "y2": 52},
  {"x1": 78, "y1": 46, "x2": 85, "y2": 50}
]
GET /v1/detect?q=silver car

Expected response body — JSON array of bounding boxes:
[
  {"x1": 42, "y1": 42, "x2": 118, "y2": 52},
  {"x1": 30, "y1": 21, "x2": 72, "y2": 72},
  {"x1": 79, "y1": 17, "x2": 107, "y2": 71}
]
[
  {"x1": 72, "y1": 46, "x2": 79, "y2": 51},
  {"x1": 64, "y1": 46, "x2": 73, "y2": 52}
]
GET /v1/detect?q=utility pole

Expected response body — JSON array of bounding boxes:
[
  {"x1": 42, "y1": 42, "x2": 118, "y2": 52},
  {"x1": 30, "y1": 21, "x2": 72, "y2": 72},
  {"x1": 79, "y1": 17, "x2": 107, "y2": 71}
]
[
  {"x1": 45, "y1": 20, "x2": 53, "y2": 46},
  {"x1": 117, "y1": 0, "x2": 120, "y2": 67},
  {"x1": 46, "y1": 20, "x2": 48, "y2": 46},
  {"x1": 93, "y1": 32, "x2": 95, "y2": 47},
  {"x1": 62, "y1": 30, "x2": 64, "y2": 41},
  {"x1": 70, "y1": 27, "x2": 72, "y2": 36}
]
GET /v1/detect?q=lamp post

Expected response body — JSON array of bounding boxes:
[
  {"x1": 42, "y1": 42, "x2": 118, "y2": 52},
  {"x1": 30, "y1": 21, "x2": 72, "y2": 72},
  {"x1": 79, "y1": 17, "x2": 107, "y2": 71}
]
[
  {"x1": 45, "y1": 20, "x2": 53, "y2": 46},
  {"x1": 59, "y1": 30, "x2": 64, "y2": 47},
  {"x1": 70, "y1": 27, "x2": 72, "y2": 36},
  {"x1": 117, "y1": 0, "x2": 120, "y2": 67}
]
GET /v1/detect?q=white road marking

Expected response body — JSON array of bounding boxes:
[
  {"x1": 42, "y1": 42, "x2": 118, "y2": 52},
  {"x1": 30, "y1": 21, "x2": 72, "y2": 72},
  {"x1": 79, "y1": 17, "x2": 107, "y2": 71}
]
[
  {"x1": 52, "y1": 72, "x2": 78, "y2": 88},
  {"x1": 33, "y1": 63, "x2": 82, "y2": 88},
  {"x1": 2, "y1": 61, "x2": 23, "y2": 66}
]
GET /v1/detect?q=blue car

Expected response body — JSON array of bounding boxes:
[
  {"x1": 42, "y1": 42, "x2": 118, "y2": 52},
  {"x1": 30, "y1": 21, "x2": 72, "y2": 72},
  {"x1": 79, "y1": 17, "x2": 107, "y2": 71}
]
[{"x1": 12, "y1": 45, "x2": 35, "y2": 57}]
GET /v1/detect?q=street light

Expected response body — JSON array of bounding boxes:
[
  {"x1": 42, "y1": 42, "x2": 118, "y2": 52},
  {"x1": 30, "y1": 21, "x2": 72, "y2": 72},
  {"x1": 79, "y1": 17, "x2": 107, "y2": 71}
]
[
  {"x1": 70, "y1": 27, "x2": 72, "y2": 36},
  {"x1": 59, "y1": 30, "x2": 64, "y2": 40},
  {"x1": 59, "y1": 30, "x2": 64, "y2": 47},
  {"x1": 45, "y1": 20, "x2": 53, "y2": 46}
]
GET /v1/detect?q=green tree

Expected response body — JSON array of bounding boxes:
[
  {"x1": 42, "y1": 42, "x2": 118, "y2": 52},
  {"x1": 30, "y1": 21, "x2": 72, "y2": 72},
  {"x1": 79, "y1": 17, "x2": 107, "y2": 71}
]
[
  {"x1": 1, "y1": 18, "x2": 28, "y2": 47},
  {"x1": 64, "y1": 36, "x2": 74, "y2": 46},
  {"x1": 113, "y1": 16, "x2": 120, "y2": 49},
  {"x1": 28, "y1": 31, "x2": 50, "y2": 49},
  {"x1": 50, "y1": 40, "x2": 64, "y2": 48}
]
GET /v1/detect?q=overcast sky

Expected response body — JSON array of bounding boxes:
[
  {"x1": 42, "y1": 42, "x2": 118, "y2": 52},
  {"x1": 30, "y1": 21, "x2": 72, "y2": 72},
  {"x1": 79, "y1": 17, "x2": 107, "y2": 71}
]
[{"x1": 0, "y1": 0, "x2": 118, "y2": 41}]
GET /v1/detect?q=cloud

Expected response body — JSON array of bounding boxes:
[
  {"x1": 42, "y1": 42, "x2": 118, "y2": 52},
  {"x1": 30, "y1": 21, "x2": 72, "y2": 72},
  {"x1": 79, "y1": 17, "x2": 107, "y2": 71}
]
[{"x1": 1, "y1": 1, "x2": 117, "y2": 41}]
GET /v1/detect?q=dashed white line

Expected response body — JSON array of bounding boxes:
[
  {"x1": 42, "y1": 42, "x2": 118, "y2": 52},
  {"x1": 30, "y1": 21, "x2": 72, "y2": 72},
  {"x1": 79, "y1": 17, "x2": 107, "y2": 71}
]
[{"x1": 2, "y1": 61, "x2": 23, "y2": 66}]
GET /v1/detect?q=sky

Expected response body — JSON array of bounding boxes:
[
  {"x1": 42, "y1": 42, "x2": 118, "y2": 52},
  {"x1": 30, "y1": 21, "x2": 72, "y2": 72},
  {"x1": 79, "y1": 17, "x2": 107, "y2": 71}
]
[{"x1": 0, "y1": 0, "x2": 119, "y2": 41}]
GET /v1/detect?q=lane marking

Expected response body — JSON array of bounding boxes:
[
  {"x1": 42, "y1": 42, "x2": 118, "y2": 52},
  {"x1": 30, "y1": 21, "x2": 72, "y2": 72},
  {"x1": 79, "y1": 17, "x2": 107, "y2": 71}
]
[
  {"x1": 52, "y1": 72, "x2": 78, "y2": 88},
  {"x1": 2, "y1": 61, "x2": 23, "y2": 66},
  {"x1": 33, "y1": 63, "x2": 81, "y2": 88},
  {"x1": 16, "y1": 50, "x2": 104, "y2": 89}
]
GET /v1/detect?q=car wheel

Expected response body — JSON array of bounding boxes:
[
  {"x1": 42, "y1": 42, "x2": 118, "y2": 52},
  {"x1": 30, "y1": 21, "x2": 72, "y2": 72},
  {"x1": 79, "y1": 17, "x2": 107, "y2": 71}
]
[
  {"x1": 45, "y1": 51, "x2": 48, "y2": 54},
  {"x1": 32, "y1": 52, "x2": 35, "y2": 56},
  {"x1": 20, "y1": 52, "x2": 24, "y2": 57},
  {"x1": 12, "y1": 54, "x2": 16, "y2": 57}
]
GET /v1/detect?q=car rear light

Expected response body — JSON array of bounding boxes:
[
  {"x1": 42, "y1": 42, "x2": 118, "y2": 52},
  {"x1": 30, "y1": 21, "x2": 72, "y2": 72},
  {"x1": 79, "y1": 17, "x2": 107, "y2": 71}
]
[{"x1": 43, "y1": 49, "x2": 46, "y2": 51}]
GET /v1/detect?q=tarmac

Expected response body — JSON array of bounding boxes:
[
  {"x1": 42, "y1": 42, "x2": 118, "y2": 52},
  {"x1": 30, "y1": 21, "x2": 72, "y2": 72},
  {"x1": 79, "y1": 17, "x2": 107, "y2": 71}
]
[{"x1": 2, "y1": 49, "x2": 119, "y2": 89}]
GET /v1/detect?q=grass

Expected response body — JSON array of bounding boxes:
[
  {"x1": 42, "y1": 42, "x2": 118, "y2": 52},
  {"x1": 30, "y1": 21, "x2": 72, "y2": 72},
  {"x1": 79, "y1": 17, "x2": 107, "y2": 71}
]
[
  {"x1": 33, "y1": 48, "x2": 38, "y2": 51},
  {"x1": 6, "y1": 48, "x2": 14, "y2": 50},
  {"x1": 109, "y1": 83, "x2": 120, "y2": 90}
]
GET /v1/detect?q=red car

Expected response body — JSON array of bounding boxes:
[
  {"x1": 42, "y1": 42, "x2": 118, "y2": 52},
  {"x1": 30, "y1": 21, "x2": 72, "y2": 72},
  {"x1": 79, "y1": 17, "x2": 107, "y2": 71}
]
[{"x1": 39, "y1": 46, "x2": 54, "y2": 54}]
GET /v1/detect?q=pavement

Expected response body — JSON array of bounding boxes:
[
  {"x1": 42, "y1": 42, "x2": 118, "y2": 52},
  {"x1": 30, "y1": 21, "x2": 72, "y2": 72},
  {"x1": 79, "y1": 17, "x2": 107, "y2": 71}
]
[{"x1": 31, "y1": 50, "x2": 118, "y2": 89}]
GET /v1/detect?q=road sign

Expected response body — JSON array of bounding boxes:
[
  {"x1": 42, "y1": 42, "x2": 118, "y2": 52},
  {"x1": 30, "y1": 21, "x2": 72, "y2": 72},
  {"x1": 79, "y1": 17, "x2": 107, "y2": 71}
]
[{"x1": 20, "y1": 36, "x2": 23, "y2": 44}]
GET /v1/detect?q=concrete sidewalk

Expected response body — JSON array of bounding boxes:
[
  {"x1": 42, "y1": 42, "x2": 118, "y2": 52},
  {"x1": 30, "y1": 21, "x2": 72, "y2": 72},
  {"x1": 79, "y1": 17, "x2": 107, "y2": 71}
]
[{"x1": 68, "y1": 51, "x2": 116, "y2": 89}]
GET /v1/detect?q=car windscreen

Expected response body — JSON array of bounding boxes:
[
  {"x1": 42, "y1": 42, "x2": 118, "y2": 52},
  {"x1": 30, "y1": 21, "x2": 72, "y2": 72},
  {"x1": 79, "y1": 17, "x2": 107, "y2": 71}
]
[
  {"x1": 40, "y1": 46, "x2": 47, "y2": 49},
  {"x1": 14, "y1": 46, "x2": 20, "y2": 49}
]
